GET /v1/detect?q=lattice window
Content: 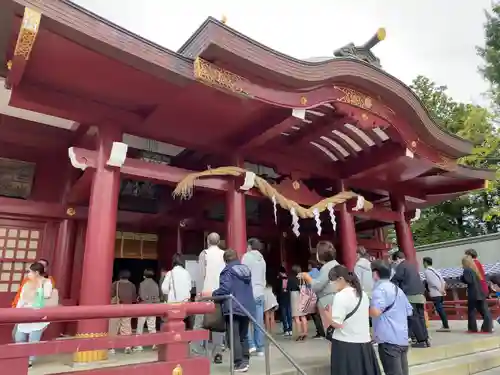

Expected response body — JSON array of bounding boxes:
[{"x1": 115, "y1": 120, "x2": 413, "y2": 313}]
[{"x1": 0, "y1": 227, "x2": 40, "y2": 293}]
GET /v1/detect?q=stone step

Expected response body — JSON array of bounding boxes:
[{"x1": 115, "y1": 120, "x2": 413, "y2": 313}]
[
  {"x1": 475, "y1": 368, "x2": 500, "y2": 375},
  {"x1": 410, "y1": 348, "x2": 500, "y2": 375},
  {"x1": 408, "y1": 335, "x2": 500, "y2": 366}
]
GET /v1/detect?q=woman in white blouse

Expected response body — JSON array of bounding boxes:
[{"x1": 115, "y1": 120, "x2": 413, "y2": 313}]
[
  {"x1": 161, "y1": 254, "x2": 192, "y2": 304},
  {"x1": 328, "y1": 265, "x2": 381, "y2": 375},
  {"x1": 15, "y1": 262, "x2": 53, "y2": 368}
]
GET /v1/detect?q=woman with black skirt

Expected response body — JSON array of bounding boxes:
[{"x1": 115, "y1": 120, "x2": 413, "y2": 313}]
[
  {"x1": 328, "y1": 265, "x2": 381, "y2": 375},
  {"x1": 461, "y1": 256, "x2": 493, "y2": 333}
]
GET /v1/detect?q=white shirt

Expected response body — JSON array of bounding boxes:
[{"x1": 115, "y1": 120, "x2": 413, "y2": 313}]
[
  {"x1": 161, "y1": 266, "x2": 192, "y2": 303},
  {"x1": 17, "y1": 278, "x2": 53, "y2": 333},
  {"x1": 199, "y1": 245, "x2": 225, "y2": 293},
  {"x1": 331, "y1": 287, "x2": 371, "y2": 343}
]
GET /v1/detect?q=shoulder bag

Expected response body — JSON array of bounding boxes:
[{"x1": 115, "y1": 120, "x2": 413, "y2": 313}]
[
  {"x1": 325, "y1": 292, "x2": 363, "y2": 342},
  {"x1": 111, "y1": 281, "x2": 121, "y2": 305}
]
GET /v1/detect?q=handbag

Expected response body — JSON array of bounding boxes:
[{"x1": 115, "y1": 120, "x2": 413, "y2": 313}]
[
  {"x1": 325, "y1": 292, "x2": 363, "y2": 342},
  {"x1": 111, "y1": 281, "x2": 120, "y2": 305},
  {"x1": 298, "y1": 280, "x2": 317, "y2": 314},
  {"x1": 203, "y1": 302, "x2": 226, "y2": 332}
]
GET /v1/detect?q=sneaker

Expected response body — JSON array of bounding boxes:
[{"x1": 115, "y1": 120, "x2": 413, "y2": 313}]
[
  {"x1": 312, "y1": 333, "x2": 323, "y2": 339},
  {"x1": 436, "y1": 327, "x2": 450, "y2": 332},
  {"x1": 234, "y1": 363, "x2": 249, "y2": 372},
  {"x1": 152, "y1": 345, "x2": 158, "y2": 350},
  {"x1": 108, "y1": 349, "x2": 116, "y2": 355},
  {"x1": 254, "y1": 351, "x2": 264, "y2": 357},
  {"x1": 132, "y1": 346, "x2": 143, "y2": 352},
  {"x1": 213, "y1": 354, "x2": 223, "y2": 364},
  {"x1": 249, "y1": 347, "x2": 256, "y2": 354},
  {"x1": 124, "y1": 347, "x2": 132, "y2": 354},
  {"x1": 286, "y1": 331, "x2": 293, "y2": 337}
]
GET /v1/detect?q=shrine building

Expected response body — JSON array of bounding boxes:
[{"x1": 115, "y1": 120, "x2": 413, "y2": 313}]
[{"x1": 0, "y1": 0, "x2": 494, "y2": 344}]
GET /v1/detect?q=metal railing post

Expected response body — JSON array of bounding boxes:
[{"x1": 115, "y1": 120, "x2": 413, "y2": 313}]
[{"x1": 198, "y1": 295, "x2": 307, "y2": 375}]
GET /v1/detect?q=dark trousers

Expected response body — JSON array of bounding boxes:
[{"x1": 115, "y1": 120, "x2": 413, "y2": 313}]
[
  {"x1": 467, "y1": 299, "x2": 493, "y2": 332},
  {"x1": 378, "y1": 343, "x2": 409, "y2": 375},
  {"x1": 430, "y1": 296, "x2": 449, "y2": 329},
  {"x1": 279, "y1": 302, "x2": 292, "y2": 332},
  {"x1": 225, "y1": 315, "x2": 250, "y2": 366},
  {"x1": 311, "y1": 312, "x2": 325, "y2": 336},
  {"x1": 408, "y1": 303, "x2": 428, "y2": 342}
]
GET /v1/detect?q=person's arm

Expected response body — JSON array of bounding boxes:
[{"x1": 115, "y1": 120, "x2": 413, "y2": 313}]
[
  {"x1": 391, "y1": 265, "x2": 404, "y2": 288},
  {"x1": 161, "y1": 271, "x2": 172, "y2": 296},
  {"x1": 330, "y1": 292, "x2": 347, "y2": 328},
  {"x1": 310, "y1": 267, "x2": 330, "y2": 294},
  {"x1": 131, "y1": 283, "x2": 137, "y2": 303},
  {"x1": 462, "y1": 268, "x2": 473, "y2": 285},
  {"x1": 369, "y1": 287, "x2": 386, "y2": 318},
  {"x1": 404, "y1": 294, "x2": 413, "y2": 316},
  {"x1": 212, "y1": 270, "x2": 230, "y2": 297},
  {"x1": 199, "y1": 251, "x2": 206, "y2": 290},
  {"x1": 12, "y1": 278, "x2": 27, "y2": 308},
  {"x1": 42, "y1": 279, "x2": 53, "y2": 298},
  {"x1": 138, "y1": 282, "x2": 146, "y2": 302}
]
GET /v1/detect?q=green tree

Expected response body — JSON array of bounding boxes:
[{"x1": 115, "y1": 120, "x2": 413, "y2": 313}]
[{"x1": 406, "y1": 76, "x2": 500, "y2": 246}]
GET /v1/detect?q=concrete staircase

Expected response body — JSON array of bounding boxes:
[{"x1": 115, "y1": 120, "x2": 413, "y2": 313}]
[{"x1": 408, "y1": 335, "x2": 500, "y2": 375}]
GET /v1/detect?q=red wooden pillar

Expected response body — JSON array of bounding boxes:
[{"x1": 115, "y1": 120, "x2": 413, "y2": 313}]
[
  {"x1": 53, "y1": 219, "x2": 76, "y2": 300},
  {"x1": 74, "y1": 125, "x2": 121, "y2": 363},
  {"x1": 390, "y1": 194, "x2": 416, "y2": 264},
  {"x1": 337, "y1": 181, "x2": 357, "y2": 270},
  {"x1": 225, "y1": 157, "x2": 247, "y2": 257}
]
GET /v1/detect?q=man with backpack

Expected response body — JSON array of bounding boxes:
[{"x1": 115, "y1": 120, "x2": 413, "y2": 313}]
[{"x1": 423, "y1": 257, "x2": 449, "y2": 331}]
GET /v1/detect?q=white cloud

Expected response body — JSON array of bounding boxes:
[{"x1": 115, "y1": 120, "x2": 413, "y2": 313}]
[{"x1": 72, "y1": 0, "x2": 492, "y2": 105}]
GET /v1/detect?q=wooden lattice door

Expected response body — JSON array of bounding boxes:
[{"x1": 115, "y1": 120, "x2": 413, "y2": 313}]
[{"x1": 0, "y1": 225, "x2": 41, "y2": 295}]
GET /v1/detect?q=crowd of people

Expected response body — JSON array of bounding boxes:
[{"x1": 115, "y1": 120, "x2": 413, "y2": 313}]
[{"x1": 9, "y1": 237, "x2": 498, "y2": 374}]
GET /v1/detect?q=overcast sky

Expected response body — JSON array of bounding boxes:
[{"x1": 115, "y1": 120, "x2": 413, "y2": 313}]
[{"x1": 74, "y1": 0, "x2": 493, "y2": 106}]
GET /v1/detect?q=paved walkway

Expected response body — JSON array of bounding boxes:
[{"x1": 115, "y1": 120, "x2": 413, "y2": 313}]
[{"x1": 28, "y1": 321, "x2": 499, "y2": 375}]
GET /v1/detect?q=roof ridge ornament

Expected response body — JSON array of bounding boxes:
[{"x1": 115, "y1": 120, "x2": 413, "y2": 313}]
[{"x1": 333, "y1": 27, "x2": 386, "y2": 68}]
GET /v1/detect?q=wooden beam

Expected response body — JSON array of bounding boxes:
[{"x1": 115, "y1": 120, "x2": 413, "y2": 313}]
[
  {"x1": 285, "y1": 114, "x2": 347, "y2": 147},
  {"x1": 0, "y1": 197, "x2": 68, "y2": 219},
  {"x1": 341, "y1": 143, "x2": 407, "y2": 179},
  {"x1": 65, "y1": 169, "x2": 95, "y2": 205},
  {"x1": 238, "y1": 115, "x2": 299, "y2": 151},
  {"x1": 11, "y1": 83, "x2": 143, "y2": 127},
  {"x1": 70, "y1": 147, "x2": 260, "y2": 196}
]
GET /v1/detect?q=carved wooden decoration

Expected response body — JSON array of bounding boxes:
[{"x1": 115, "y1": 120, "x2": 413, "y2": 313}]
[
  {"x1": 193, "y1": 57, "x2": 248, "y2": 95},
  {"x1": 14, "y1": 7, "x2": 41, "y2": 60}
]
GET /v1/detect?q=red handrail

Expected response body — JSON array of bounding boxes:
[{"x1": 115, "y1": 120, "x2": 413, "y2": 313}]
[
  {"x1": 0, "y1": 302, "x2": 214, "y2": 324},
  {"x1": 0, "y1": 302, "x2": 216, "y2": 375}
]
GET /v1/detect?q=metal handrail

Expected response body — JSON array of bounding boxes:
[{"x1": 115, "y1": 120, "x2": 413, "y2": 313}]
[{"x1": 198, "y1": 295, "x2": 307, "y2": 375}]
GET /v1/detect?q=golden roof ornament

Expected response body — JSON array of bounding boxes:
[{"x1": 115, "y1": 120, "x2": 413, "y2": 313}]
[
  {"x1": 333, "y1": 27, "x2": 386, "y2": 68},
  {"x1": 221, "y1": 15, "x2": 228, "y2": 24}
]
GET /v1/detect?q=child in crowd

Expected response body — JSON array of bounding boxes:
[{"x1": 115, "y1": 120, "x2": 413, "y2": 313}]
[
  {"x1": 277, "y1": 266, "x2": 292, "y2": 336},
  {"x1": 263, "y1": 279, "x2": 278, "y2": 332}
]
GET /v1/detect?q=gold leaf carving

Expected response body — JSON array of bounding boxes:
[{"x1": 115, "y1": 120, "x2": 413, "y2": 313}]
[
  {"x1": 193, "y1": 57, "x2": 248, "y2": 95},
  {"x1": 14, "y1": 8, "x2": 41, "y2": 60},
  {"x1": 335, "y1": 86, "x2": 373, "y2": 110}
]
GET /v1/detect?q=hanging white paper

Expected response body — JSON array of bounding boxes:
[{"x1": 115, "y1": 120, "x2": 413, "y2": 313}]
[
  {"x1": 353, "y1": 195, "x2": 365, "y2": 211},
  {"x1": 327, "y1": 202, "x2": 337, "y2": 231},
  {"x1": 290, "y1": 207, "x2": 300, "y2": 237},
  {"x1": 272, "y1": 195, "x2": 278, "y2": 224},
  {"x1": 313, "y1": 208, "x2": 322, "y2": 236},
  {"x1": 240, "y1": 171, "x2": 256, "y2": 191}
]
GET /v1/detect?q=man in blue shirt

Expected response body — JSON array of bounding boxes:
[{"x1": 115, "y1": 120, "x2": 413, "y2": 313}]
[{"x1": 370, "y1": 260, "x2": 413, "y2": 375}]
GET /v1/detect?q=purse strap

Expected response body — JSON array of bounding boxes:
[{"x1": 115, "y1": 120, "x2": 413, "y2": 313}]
[
  {"x1": 115, "y1": 281, "x2": 121, "y2": 304},
  {"x1": 344, "y1": 291, "x2": 363, "y2": 322},
  {"x1": 383, "y1": 284, "x2": 399, "y2": 313}
]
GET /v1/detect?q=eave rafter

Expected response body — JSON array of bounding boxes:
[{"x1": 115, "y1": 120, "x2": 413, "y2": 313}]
[{"x1": 5, "y1": 7, "x2": 41, "y2": 88}]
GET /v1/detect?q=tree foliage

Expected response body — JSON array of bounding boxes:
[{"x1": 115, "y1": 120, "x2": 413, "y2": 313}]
[{"x1": 406, "y1": 76, "x2": 500, "y2": 246}]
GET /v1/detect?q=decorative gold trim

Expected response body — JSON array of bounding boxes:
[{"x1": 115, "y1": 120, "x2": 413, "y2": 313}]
[
  {"x1": 13, "y1": 7, "x2": 41, "y2": 60},
  {"x1": 66, "y1": 207, "x2": 76, "y2": 216},
  {"x1": 335, "y1": 86, "x2": 373, "y2": 110},
  {"x1": 300, "y1": 96, "x2": 308, "y2": 105},
  {"x1": 193, "y1": 57, "x2": 248, "y2": 95},
  {"x1": 73, "y1": 332, "x2": 108, "y2": 363}
]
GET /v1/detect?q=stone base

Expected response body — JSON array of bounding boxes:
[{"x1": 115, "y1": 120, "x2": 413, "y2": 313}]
[{"x1": 72, "y1": 332, "x2": 108, "y2": 363}]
